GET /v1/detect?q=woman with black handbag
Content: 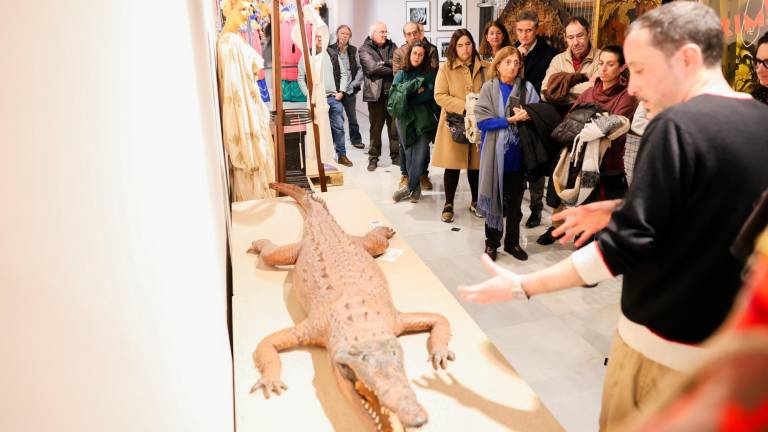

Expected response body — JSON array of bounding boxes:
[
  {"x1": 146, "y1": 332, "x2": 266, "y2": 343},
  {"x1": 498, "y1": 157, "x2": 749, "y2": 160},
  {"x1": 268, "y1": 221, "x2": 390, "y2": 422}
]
[{"x1": 433, "y1": 29, "x2": 491, "y2": 222}]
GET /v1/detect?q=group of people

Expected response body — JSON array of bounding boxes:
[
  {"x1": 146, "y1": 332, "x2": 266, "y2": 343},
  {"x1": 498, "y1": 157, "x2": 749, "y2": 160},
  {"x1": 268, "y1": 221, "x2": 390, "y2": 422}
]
[
  {"x1": 307, "y1": 10, "x2": 655, "y2": 263},
  {"x1": 294, "y1": 2, "x2": 768, "y2": 430}
]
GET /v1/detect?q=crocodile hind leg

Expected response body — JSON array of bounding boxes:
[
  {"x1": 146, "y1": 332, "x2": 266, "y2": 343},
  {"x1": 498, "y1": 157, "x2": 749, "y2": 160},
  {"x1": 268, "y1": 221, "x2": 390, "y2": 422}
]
[
  {"x1": 247, "y1": 240, "x2": 302, "y2": 266},
  {"x1": 251, "y1": 320, "x2": 321, "y2": 398},
  {"x1": 351, "y1": 226, "x2": 396, "y2": 257},
  {"x1": 396, "y1": 312, "x2": 455, "y2": 370}
]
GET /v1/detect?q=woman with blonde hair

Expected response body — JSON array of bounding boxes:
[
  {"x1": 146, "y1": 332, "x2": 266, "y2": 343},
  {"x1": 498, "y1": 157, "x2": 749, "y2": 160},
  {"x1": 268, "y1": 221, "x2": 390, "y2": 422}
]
[
  {"x1": 474, "y1": 46, "x2": 540, "y2": 261},
  {"x1": 433, "y1": 29, "x2": 491, "y2": 222}
]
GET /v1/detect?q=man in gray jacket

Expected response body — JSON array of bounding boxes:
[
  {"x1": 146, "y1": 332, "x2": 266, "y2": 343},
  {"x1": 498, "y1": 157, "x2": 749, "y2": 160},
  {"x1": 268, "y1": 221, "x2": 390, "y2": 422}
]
[{"x1": 359, "y1": 22, "x2": 400, "y2": 171}]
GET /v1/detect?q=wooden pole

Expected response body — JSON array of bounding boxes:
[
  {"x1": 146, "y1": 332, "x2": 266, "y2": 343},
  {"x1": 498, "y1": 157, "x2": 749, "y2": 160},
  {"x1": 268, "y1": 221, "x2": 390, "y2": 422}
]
[
  {"x1": 271, "y1": 0, "x2": 286, "y2": 186},
  {"x1": 295, "y1": 0, "x2": 327, "y2": 192}
]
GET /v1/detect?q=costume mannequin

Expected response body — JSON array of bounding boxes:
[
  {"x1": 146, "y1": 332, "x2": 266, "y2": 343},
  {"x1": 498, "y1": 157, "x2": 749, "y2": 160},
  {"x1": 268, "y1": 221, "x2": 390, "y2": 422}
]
[
  {"x1": 217, "y1": 0, "x2": 276, "y2": 201},
  {"x1": 279, "y1": 0, "x2": 310, "y2": 102}
]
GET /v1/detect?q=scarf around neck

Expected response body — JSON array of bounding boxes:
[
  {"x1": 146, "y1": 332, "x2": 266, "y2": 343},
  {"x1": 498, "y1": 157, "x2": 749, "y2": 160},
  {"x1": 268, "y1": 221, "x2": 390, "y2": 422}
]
[{"x1": 475, "y1": 77, "x2": 524, "y2": 231}]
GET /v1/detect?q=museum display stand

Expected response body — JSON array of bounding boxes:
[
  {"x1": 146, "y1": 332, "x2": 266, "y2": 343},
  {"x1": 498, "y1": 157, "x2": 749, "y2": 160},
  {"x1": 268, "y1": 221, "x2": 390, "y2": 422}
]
[{"x1": 230, "y1": 188, "x2": 563, "y2": 431}]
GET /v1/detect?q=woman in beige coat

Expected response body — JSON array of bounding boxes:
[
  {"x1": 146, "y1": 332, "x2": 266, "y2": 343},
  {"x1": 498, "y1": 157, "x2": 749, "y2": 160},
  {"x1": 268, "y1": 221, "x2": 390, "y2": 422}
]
[{"x1": 433, "y1": 29, "x2": 491, "y2": 222}]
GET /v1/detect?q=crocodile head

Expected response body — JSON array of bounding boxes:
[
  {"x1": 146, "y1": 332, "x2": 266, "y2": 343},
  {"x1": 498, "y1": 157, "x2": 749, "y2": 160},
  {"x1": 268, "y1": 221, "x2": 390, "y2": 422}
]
[{"x1": 332, "y1": 338, "x2": 428, "y2": 431}]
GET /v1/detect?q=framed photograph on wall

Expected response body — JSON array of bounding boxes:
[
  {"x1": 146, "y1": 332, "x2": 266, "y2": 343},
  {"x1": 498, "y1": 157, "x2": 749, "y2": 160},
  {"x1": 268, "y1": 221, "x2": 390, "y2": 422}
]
[
  {"x1": 437, "y1": 36, "x2": 452, "y2": 62},
  {"x1": 437, "y1": 0, "x2": 465, "y2": 31},
  {"x1": 406, "y1": 1, "x2": 431, "y2": 31}
]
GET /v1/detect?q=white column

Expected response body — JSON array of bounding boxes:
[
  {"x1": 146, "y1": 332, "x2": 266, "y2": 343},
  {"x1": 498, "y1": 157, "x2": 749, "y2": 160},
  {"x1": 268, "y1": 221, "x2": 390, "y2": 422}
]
[{"x1": 0, "y1": 1, "x2": 234, "y2": 431}]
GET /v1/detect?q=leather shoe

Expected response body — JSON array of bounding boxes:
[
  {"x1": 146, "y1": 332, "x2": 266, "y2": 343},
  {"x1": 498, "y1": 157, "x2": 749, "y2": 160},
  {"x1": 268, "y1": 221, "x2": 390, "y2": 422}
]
[
  {"x1": 537, "y1": 226, "x2": 563, "y2": 245},
  {"x1": 392, "y1": 186, "x2": 410, "y2": 202},
  {"x1": 398, "y1": 175, "x2": 408, "y2": 188},
  {"x1": 337, "y1": 155, "x2": 353, "y2": 167},
  {"x1": 409, "y1": 187, "x2": 421, "y2": 203},
  {"x1": 351, "y1": 142, "x2": 365, "y2": 149},
  {"x1": 420, "y1": 175, "x2": 433, "y2": 190},
  {"x1": 504, "y1": 244, "x2": 528, "y2": 261},
  {"x1": 484, "y1": 246, "x2": 498, "y2": 261},
  {"x1": 391, "y1": 156, "x2": 400, "y2": 166},
  {"x1": 367, "y1": 159, "x2": 378, "y2": 171},
  {"x1": 441, "y1": 203, "x2": 454, "y2": 223},
  {"x1": 525, "y1": 211, "x2": 541, "y2": 228}
]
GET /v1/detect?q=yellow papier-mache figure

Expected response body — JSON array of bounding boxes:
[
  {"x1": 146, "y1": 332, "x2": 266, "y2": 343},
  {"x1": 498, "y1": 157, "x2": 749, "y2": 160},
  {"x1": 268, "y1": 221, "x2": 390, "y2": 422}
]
[{"x1": 217, "y1": 0, "x2": 276, "y2": 201}]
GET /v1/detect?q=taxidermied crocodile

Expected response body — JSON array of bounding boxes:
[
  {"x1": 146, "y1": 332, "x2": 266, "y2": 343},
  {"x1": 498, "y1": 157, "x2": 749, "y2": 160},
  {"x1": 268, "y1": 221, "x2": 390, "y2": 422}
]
[{"x1": 248, "y1": 182, "x2": 455, "y2": 431}]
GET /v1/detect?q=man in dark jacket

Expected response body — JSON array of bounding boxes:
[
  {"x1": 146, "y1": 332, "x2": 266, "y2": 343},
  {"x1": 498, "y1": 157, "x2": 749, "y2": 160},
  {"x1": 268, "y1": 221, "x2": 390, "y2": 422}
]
[
  {"x1": 359, "y1": 22, "x2": 400, "y2": 171},
  {"x1": 515, "y1": 10, "x2": 559, "y2": 228},
  {"x1": 327, "y1": 24, "x2": 365, "y2": 150}
]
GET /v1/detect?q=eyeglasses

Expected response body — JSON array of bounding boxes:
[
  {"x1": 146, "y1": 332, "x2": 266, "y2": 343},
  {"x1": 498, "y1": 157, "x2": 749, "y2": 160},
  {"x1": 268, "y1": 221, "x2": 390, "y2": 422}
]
[
  {"x1": 756, "y1": 58, "x2": 768, "y2": 69},
  {"x1": 376, "y1": 30, "x2": 389, "y2": 36}
]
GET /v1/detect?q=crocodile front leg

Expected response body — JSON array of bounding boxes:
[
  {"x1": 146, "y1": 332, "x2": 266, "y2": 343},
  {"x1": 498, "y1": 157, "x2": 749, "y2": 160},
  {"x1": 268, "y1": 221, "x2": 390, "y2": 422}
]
[
  {"x1": 350, "y1": 226, "x2": 396, "y2": 257},
  {"x1": 251, "y1": 320, "x2": 321, "y2": 398},
  {"x1": 396, "y1": 312, "x2": 456, "y2": 370},
  {"x1": 247, "y1": 239, "x2": 302, "y2": 266}
]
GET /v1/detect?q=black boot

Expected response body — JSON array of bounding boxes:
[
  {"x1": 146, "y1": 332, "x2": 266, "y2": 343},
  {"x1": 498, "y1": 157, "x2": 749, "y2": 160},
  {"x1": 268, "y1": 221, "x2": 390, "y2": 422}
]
[
  {"x1": 484, "y1": 245, "x2": 498, "y2": 261},
  {"x1": 503, "y1": 244, "x2": 528, "y2": 261},
  {"x1": 525, "y1": 210, "x2": 541, "y2": 228}
]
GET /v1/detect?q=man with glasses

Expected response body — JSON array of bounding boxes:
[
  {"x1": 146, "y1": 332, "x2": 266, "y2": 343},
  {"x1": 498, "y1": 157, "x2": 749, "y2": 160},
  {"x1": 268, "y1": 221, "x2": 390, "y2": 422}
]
[
  {"x1": 327, "y1": 25, "x2": 366, "y2": 150},
  {"x1": 752, "y1": 31, "x2": 768, "y2": 104},
  {"x1": 359, "y1": 22, "x2": 400, "y2": 171},
  {"x1": 392, "y1": 21, "x2": 439, "y2": 190},
  {"x1": 514, "y1": 10, "x2": 559, "y2": 229}
]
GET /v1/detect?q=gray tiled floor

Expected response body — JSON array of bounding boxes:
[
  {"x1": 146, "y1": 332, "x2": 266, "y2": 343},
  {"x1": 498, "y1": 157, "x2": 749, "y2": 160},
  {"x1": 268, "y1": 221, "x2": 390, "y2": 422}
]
[{"x1": 321, "y1": 107, "x2": 621, "y2": 431}]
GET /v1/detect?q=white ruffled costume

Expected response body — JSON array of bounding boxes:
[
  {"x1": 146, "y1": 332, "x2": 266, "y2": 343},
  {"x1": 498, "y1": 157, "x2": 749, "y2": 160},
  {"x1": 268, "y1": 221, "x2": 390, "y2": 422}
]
[{"x1": 217, "y1": 32, "x2": 276, "y2": 201}]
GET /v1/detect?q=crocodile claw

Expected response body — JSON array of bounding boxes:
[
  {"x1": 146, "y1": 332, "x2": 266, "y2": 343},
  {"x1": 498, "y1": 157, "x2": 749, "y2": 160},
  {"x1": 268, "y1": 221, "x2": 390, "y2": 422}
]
[
  {"x1": 247, "y1": 239, "x2": 268, "y2": 255},
  {"x1": 250, "y1": 377, "x2": 288, "y2": 399},
  {"x1": 377, "y1": 226, "x2": 396, "y2": 239},
  {"x1": 430, "y1": 349, "x2": 456, "y2": 370}
]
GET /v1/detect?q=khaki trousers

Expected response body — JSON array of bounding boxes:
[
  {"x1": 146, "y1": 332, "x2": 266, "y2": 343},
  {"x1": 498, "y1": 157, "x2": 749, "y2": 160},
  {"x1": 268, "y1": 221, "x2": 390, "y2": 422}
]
[{"x1": 599, "y1": 332, "x2": 684, "y2": 431}]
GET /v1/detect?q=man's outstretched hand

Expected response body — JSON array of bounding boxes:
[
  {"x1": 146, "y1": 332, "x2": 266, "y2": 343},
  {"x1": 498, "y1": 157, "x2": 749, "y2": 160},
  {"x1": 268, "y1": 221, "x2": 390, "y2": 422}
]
[
  {"x1": 458, "y1": 254, "x2": 529, "y2": 304},
  {"x1": 551, "y1": 200, "x2": 622, "y2": 247}
]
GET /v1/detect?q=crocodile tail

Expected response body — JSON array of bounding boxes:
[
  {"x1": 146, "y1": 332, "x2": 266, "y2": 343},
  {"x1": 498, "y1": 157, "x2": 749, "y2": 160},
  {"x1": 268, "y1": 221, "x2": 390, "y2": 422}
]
[{"x1": 269, "y1": 182, "x2": 312, "y2": 211}]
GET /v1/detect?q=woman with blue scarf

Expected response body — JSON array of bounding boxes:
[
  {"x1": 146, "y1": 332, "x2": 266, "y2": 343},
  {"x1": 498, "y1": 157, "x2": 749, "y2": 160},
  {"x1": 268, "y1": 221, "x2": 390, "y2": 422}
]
[{"x1": 474, "y1": 46, "x2": 539, "y2": 261}]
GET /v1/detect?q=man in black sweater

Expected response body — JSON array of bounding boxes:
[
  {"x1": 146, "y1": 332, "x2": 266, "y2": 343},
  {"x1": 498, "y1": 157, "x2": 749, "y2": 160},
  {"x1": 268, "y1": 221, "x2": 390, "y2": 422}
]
[
  {"x1": 458, "y1": 3, "x2": 768, "y2": 430},
  {"x1": 514, "y1": 10, "x2": 559, "y2": 228}
]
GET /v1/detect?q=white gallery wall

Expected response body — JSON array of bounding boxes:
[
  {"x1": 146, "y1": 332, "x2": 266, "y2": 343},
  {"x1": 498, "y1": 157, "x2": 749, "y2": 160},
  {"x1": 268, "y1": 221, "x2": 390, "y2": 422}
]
[{"x1": 0, "y1": 1, "x2": 234, "y2": 431}]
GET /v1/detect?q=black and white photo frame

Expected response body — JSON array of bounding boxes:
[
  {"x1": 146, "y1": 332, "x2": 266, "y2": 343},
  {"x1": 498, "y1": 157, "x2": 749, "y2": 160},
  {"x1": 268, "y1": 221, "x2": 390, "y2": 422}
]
[
  {"x1": 437, "y1": 36, "x2": 451, "y2": 62},
  {"x1": 437, "y1": 0, "x2": 465, "y2": 31},
  {"x1": 406, "y1": 1, "x2": 431, "y2": 32}
]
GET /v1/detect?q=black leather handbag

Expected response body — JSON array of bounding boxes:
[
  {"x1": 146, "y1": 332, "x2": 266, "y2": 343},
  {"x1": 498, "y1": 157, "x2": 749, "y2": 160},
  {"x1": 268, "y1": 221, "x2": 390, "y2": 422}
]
[{"x1": 445, "y1": 112, "x2": 470, "y2": 144}]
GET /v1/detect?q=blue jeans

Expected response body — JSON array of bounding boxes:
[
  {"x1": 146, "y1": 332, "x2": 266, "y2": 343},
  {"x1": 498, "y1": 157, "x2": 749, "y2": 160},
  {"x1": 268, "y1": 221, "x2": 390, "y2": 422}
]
[
  {"x1": 399, "y1": 128, "x2": 431, "y2": 176},
  {"x1": 327, "y1": 96, "x2": 346, "y2": 156},
  {"x1": 396, "y1": 119, "x2": 430, "y2": 192},
  {"x1": 340, "y1": 92, "x2": 362, "y2": 145}
]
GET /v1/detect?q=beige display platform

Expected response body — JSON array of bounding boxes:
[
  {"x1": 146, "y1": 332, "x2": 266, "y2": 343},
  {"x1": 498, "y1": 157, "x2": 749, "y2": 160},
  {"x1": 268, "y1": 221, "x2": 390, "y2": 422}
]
[{"x1": 231, "y1": 189, "x2": 563, "y2": 432}]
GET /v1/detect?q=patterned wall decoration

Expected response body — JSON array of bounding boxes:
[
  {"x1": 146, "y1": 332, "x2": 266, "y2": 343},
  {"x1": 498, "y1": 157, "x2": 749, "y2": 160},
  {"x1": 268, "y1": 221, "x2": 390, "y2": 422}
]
[
  {"x1": 594, "y1": 0, "x2": 659, "y2": 48},
  {"x1": 701, "y1": 0, "x2": 767, "y2": 93}
]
